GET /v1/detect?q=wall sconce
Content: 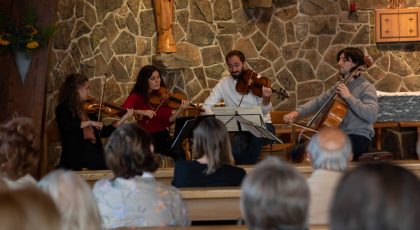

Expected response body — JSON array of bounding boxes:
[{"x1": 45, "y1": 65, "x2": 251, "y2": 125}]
[{"x1": 349, "y1": 1, "x2": 357, "y2": 14}]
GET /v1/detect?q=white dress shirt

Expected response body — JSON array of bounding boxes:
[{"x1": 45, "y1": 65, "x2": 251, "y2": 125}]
[{"x1": 203, "y1": 73, "x2": 272, "y2": 123}]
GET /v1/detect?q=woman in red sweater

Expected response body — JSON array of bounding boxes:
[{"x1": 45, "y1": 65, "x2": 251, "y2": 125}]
[{"x1": 121, "y1": 65, "x2": 188, "y2": 157}]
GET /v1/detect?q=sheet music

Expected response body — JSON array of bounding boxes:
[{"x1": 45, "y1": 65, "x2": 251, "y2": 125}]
[
  {"x1": 212, "y1": 106, "x2": 263, "y2": 132},
  {"x1": 234, "y1": 116, "x2": 283, "y2": 144}
]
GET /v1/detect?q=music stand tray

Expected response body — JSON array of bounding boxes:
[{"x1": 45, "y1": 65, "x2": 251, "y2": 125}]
[
  {"x1": 212, "y1": 106, "x2": 264, "y2": 132},
  {"x1": 234, "y1": 116, "x2": 283, "y2": 144}
]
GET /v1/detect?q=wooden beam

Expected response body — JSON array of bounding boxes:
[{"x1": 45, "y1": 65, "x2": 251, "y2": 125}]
[{"x1": 0, "y1": 0, "x2": 59, "y2": 178}]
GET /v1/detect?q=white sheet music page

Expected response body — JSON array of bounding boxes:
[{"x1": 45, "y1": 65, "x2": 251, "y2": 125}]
[{"x1": 212, "y1": 106, "x2": 263, "y2": 132}]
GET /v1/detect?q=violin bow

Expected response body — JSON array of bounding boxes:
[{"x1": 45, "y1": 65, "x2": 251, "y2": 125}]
[
  {"x1": 153, "y1": 92, "x2": 170, "y2": 113},
  {"x1": 97, "y1": 73, "x2": 108, "y2": 122}
]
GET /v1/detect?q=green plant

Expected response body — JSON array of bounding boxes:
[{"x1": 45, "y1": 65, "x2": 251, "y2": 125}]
[{"x1": 0, "y1": 7, "x2": 55, "y2": 54}]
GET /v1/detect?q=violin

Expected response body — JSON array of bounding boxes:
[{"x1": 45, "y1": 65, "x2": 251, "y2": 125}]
[
  {"x1": 235, "y1": 69, "x2": 289, "y2": 100},
  {"x1": 83, "y1": 96, "x2": 127, "y2": 117},
  {"x1": 149, "y1": 87, "x2": 203, "y2": 112}
]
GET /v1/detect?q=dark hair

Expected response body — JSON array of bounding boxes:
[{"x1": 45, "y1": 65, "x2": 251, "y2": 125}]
[
  {"x1": 192, "y1": 117, "x2": 234, "y2": 174},
  {"x1": 225, "y1": 50, "x2": 246, "y2": 63},
  {"x1": 336, "y1": 47, "x2": 365, "y2": 71},
  {"x1": 58, "y1": 73, "x2": 89, "y2": 118},
  {"x1": 130, "y1": 65, "x2": 165, "y2": 103},
  {"x1": 330, "y1": 162, "x2": 420, "y2": 230},
  {"x1": 104, "y1": 123, "x2": 158, "y2": 178},
  {"x1": 0, "y1": 117, "x2": 38, "y2": 180}
]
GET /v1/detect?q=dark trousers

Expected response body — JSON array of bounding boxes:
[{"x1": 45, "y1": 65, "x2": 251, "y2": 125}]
[
  {"x1": 151, "y1": 129, "x2": 172, "y2": 157},
  {"x1": 232, "y1": 131, "x2": 262, "y2": 165},
  {"x1": 231, "y1": 123, "x2": 275, "y2": 165},
  {"x1": 348, "y1": 134, "x2": 371, "y2": 161}
]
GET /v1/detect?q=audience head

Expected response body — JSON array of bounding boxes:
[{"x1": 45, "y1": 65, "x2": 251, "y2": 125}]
[
  {"x1": 306, "y1": 127, "x2": 352, "y2": 172},
  {"x1": 0, "y1": 117, "x2": 38, "y2": 180},
  {"x1": 330, "y1": 162, "x2": 420, "y2": 230},
  {"x1": 241, "y1": 157, "x2": 309, "y2": 230},
  {"x1": 38, "y1": 169, "x2": 101, "y2": 230},
  {"x1": 192, "y1": 117, "x2": 234, "y2": 174},
  {"x1": 105, "y1": 123, "x2": 158, "y2": 178},
  {"x1": 416, "y1": 135, "x2": 420, "y2": 159},
  {"x1": 58, "y1": 73, "x2": 90, "y2": 116},
  {"x1": 131, "y1": 65, "x2": 164, "y2": 102},
  {"x1": 0, "y1": 187, "x2": 61, "y2": 230}
]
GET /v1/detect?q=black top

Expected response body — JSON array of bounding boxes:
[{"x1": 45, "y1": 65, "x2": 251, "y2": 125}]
[
  {"x1": 55, "y1": 102, "x2": 115, "y2": 170},
  {"x1": 172, "y1": 160, "x2": 246, "y2": 188}
]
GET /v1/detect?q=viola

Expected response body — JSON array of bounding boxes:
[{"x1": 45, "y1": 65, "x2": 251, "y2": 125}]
[
  {"x1": 235, "y1": 69, "x2": 289, "y2": 100},
  {"x1": 83, "y1": 96, "x2": 127, "y2": 117},
  {"x1": 149, "y1": 87, "x2": 203, "y2": 112}
]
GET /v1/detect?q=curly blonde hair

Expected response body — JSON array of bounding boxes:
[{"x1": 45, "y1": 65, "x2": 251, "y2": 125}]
[{"x1": 0, "y1": 117, "x2": 38, "y2": 180}]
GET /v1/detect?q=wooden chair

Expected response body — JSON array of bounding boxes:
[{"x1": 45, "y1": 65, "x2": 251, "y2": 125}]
[
  {"x1": 260, "y1": 111, "x2": 296, "y2": 160},
  {"x1": 41, "y1": 119, "x2": 62, "y2": 176}
]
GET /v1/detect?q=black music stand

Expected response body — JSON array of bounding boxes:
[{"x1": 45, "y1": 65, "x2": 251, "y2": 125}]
[
  {"x1": 168, "y1": 115, "x2": 215, "y2": 159},
  {"x1": 234, "y1": 115, "x2": 283, "y2": 144}
]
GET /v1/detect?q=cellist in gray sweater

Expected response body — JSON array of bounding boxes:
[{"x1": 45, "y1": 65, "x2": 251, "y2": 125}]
[{"x1": 284, "y1": 47, "x2": 378, "y2": 160}]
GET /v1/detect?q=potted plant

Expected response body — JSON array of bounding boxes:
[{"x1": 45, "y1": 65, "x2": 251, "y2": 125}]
[{"x1": 0, "y1": 7, "x2": 55, "y2": 82}]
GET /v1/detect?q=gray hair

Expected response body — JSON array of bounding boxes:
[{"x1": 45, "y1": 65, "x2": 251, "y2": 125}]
[
  {"x1": 38, "y1": 169, "x2": 101, "y2": 230},
  {"x1": 240, "y1": 157, "x2": 309, "y2": 230},
  {"x1": 306, "y1": 127, "x2": 352, "y2": 172}
]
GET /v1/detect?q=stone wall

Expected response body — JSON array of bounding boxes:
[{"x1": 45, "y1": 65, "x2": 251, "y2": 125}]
[{"x1": 45, "y1": 0, "x2": 420, "y2": 127}]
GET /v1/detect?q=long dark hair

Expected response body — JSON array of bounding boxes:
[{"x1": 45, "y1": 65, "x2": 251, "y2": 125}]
[
  {"x1": 58, "y1": 73, "x2": 89, "y2": 118},
  {"x1": 130, "y1": 65, "x2": 165, "y2": 103}
]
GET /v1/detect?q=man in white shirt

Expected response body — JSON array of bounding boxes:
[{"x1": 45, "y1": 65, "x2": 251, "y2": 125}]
[
  {"x1": 306, "y1": 127, "x2": 352, "y2": 225},
  {"x1": 203, "y1": 50, "x2": 273, "y2": 164}
]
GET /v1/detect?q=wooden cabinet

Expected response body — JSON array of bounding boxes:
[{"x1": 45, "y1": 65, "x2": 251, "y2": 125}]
[{"x1": 375, "y1": 8, "x2": 420, "y2": 43}]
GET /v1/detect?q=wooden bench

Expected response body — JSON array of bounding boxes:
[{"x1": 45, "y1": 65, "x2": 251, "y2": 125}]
[
  {"x1": 76, "y1": 164, "x2": 313, "y2": 188},
  {"x1": 180, "y1": 187, "x2": 241, "y2": 221},
  {"x1": 78, "y1": 161, "x2": 419, "y2": 223},
  {"x1": 113, "y1": 225, "x2": 328, "y2": 230},
  {"x1": 76, "y1": 160, "x2": 420, "y2": 188}
]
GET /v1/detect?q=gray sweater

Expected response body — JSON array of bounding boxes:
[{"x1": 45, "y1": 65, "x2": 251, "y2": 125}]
[{"x1": 296, "y1": 77, "x2": 378, "y2": 140}]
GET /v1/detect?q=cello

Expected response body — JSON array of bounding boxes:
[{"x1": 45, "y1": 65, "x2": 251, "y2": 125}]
[
  {"x1": 306, "y1": 56, "x2": 374, "y2": 130},
  {"x1": 288, "y1": 56, "x2": 373, "y2": 162}
]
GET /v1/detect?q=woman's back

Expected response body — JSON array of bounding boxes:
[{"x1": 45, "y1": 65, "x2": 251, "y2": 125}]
[
  {"x1": 172, "y1": 160, "x2": 245, "y2": 187},
  {"x1": 94, "y1": 175, "x2": 189, "y2": 228}
]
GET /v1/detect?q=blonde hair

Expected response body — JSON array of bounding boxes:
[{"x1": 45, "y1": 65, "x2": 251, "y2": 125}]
[
  {"x1": 192, "y1": 117, "x2": 234, "y2": 174},
  {"x1": 38, "y1": 170, "x2": 101, "y2": 230},
  {"x1": 0, "y1": 187, "x2": 61, "y2": 230}
]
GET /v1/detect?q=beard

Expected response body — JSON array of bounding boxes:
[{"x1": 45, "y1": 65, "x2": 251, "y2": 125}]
[{"x1": 231, "y1": 69, "x2": 244, "y2": 80}]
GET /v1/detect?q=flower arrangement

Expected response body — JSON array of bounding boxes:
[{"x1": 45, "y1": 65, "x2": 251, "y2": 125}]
[{"x1": 0, "y1": 7, "x2": 55, "y2": 54}]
